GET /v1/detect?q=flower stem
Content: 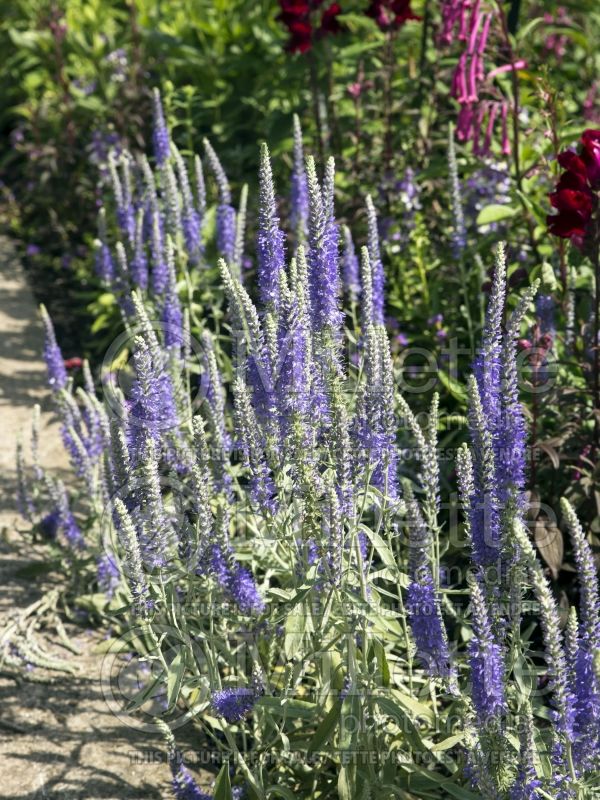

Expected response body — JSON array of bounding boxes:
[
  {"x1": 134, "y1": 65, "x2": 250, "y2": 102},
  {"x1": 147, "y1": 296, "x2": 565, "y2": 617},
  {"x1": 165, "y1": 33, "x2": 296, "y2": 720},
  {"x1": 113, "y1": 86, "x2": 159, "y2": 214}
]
[{"x1": 592, "y1": 231, "x2": 600, "y2": 456}]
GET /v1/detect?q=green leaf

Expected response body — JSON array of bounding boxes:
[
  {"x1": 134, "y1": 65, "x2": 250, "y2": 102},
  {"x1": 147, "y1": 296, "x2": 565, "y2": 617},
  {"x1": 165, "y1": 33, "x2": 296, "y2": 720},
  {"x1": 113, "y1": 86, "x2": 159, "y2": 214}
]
[
  {"x1": 375, "y1": 696, "x2": 426, "y2": 750},
  {"x1": 337, "y1": 763, "x2": 356, "y2": 800},
  {"x1": 125, "y1": 673, "x2": 165, "y2": 713},
  {"x1": 437, "y1": 369, "x2": 467, "y2": 403},
  {"x1": 74, "y1": 592, "x2": 109, "y2": 614},
  {"x1": 515, "y1": 16, "x2": 545, "y2": 41},
  {"x1": 476, "y1": 204, "x2": 519, "y2": 226},
  {"x1": 431, "y1": 732, "x2": 464, "y2": 751},
  {"x1": 368, "y1": 640, "x2": 391, "y2": 687},
  {"x1": 307, "y1": 699, "x2": 343, "y2": 754},
  {"x1": 213, "y1": 763, "x2": 233, "y2": 800},
  {"x1": 257, "y1": 696, "x2": 316, "y2": 720},
  {"x1": 284, "y1": 605, "x2": 308, "y2": 660},
  {"x1": 266, "y1": 787, "x2": 297, "y2": 800},
  {"x1": 166, "y1": 650, "x2": 186, "y2": 708},
  {"x1": 360, "y1": 526, "x2": 397, "y2": 572}
]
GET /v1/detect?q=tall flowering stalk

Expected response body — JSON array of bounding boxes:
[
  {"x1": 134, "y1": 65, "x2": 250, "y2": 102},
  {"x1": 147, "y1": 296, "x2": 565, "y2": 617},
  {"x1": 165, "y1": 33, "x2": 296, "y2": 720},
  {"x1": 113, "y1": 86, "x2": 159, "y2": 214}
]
[
  {"x1": 306, "y1": 155, "x2": 342, "y2": 333},
  {"x1": 462, "y1": 244, "x2": 535, "y2": 577},
  {"x1": 204, "y1": 138, "x2": 236, "y2": 264},
  {"x1": 548, "y1": 130, "x2": 600, "y2": 452},
  {"x1": 40, "y1": 305, "x2": 67, "y2": 391},
  {"x1": 514, "y1": 523, "x2": 576, "y2": 779},
  {"x1": 561, "y1": 499, "x2": 600, "y2": 769},
  {"x1": 257, "y1": 143, "x2": 285, "y2": 312},
  {"x1": 290, "y1": 114, "x2": 309, "y2": 240},
  {"x1": 365, "y1": 195, "x2": 385, "y2": 325},
  {"x1": 152, "y1": 88, "x2": 171, "y2": 166},
  {"x1": 443, "y1": 1, "x2": 514, "y2": 155},
  {"x1": 405, "y1": 495, "x2": 454, "y2": 681}
]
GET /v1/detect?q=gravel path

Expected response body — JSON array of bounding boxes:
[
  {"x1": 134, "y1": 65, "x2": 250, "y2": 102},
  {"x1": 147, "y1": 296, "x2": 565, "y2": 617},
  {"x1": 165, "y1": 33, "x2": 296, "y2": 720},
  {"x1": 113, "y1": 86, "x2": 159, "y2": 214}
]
[{"x1": 0, "y1": 239, "x2": 207, "y2": 799}]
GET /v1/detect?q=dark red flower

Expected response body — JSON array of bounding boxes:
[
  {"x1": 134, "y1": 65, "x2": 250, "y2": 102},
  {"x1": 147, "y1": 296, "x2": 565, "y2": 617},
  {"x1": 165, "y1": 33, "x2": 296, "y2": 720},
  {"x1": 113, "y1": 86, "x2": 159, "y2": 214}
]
[
  {"x1": 64, "y1": 357, "x2": 83, "y2": 370},
  {"x1": 548, "y1": 129, "x2": 600, "y2": 247},
  {"x1": 581, "y1": 129, "x2": 600, "y2": 189},
  {"x1": 278, "y1": 0, "x2": 343, "y2": 52},
  {"x1": 365, "y1": 0, "x2": 419, "y2": 32},
  {"x1": 319, "y1": 2, "x2": 343, "y2": 35}
]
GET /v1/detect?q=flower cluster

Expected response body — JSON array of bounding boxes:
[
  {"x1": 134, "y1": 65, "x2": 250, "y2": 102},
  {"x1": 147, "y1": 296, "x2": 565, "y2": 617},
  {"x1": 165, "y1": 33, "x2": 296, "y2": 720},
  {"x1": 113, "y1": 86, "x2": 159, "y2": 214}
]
[
  {"x1": 277, "y1": 0, "x2": 343, "y2": 53},
  {"x1": 211, "y1": 687, "x2": 258, "y2": 723},
  {"x1": 443, "y1": 0, "x2": 517, "y2": 155},
  {"x1": 548, "y1": 129, "x2": 600, "y2": 248},
  {"x1": 365, "y1": 0, "x2": 419, "y2": 32}
]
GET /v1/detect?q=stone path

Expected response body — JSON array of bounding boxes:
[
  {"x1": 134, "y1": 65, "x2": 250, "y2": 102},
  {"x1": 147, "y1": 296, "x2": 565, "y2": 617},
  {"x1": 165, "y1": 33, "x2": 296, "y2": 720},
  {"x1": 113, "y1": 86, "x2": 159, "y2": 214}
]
[{"x1": 0, "y1": 239, "x2": 207, "y2": 799}]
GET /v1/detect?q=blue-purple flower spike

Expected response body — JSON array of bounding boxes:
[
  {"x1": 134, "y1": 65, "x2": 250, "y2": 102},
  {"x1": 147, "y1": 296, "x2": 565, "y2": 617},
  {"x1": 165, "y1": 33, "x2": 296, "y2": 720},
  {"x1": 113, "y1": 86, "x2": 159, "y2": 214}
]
[
  {"x1": 498, "y1": 281, "x2": 538, "y2": 510},
  {"x1": 405, "y1": 498, "x2": 454, "y2": 680},
  {"x1": 211, "y1": 687, "x2": 257, "y2": 723},
  {"x1": 150, "y1": 205, "x2": 168, "y2": 295},
  {"x1": 204, "y1": 138, "x2": 236, "y2": 264},
  {"x1": 468, "y1": 576, "x2": 506, "y2": 728},
  {"x1": 306, "y1": 156, "x2": 342, "y2": 332},
  {"x1": 366, "y1": 195, "x2": 385, "y2": 325},
  {"x1": 164, "y1": 732, "x2": 212, "y2": 800},
  {"x1": 341, "y1": 225, "x2": 360, "y2": 301},
  {"x1": 290, "y1": 114, "x2": 309, "y2": 239},
  {"x1": 473, "y1": 244, "x2": 506, "y2": 436},
  {"x1": 161, "y1": 238, "x2": 183, "y2": 348},
  {"x1": 152, "y1": 88, "x2": 171, "y2": 167},
  {"x1": 95, "y1": 207, "x2": 115, "y2": 285},
  {"x1": 448, "y1": 126, "x2": 467, "y2": 257},
  {"x1": 561, "y1": 499, "x2": 600, "y2": 769},
  {"x1": 40, "y1": 305, "x2": 67, "y2": 391},
  {"x1": 257, "y1": 143, "x2": 285, "y2": 312}
]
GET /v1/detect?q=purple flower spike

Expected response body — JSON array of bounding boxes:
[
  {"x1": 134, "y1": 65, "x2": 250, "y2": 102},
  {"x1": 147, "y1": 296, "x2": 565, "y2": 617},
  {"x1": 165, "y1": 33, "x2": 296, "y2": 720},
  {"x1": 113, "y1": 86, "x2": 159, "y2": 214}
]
[
  {"x1": 209, "y1": 544, "x2": 265, "y2": 615},
  {"x1": 40, "y1": 305, "x2": 67, "y2": 391},
  {"x1": 341, "y1": 225, "x2": 360, "y2": 301},
  {"x1": 168, "y1": 748, "x2": 212, "y2": 800},
  {"x1": 468, "y1": 577, "x2": 506, "y2": 728},
  {"x1": 306, "y1": 156, "x2": 342, "y2": 332},
  {"x1": 97, "y1": 553, "x2": 120, "y2": 598},
  {"x1": 152, "y1": 88, "x2": 171, "y2": 166},
  {"x1": 366, "y1": 195, "x2": 385, "y2": 325},
  {"x1": 405, "y1": 499, "x2": 454, "y2": 680},
  {"x1": 217, "y1": 204, "x2": 237, "y2": 264},
  {"x1": 257, "y1": 143, "x2": 285, "y2": 311},
  {"x1": 211, "y1": 687, "x2": 257, "y2": 723},
  {"x1": 290, "y1": 114, "x2": 309, "y2": 238}
]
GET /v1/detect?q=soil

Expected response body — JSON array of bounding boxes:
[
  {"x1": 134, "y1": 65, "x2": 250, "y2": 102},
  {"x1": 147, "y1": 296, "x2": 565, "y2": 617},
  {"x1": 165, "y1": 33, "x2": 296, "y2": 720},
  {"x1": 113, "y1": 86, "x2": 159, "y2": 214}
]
[{"x1": 0, "y1": 238, "x2": 211, "y2": 800}]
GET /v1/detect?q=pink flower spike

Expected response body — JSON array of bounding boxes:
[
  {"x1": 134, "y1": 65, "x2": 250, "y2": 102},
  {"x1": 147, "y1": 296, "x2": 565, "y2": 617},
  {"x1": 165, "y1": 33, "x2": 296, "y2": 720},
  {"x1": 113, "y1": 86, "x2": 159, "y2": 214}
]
[
  {"x1": 487, "y1": 59, "x2": 527, "y2": 80},
  {"x1": 454, "y1": 53, "x2": 469, "y2": 103},
  {"x1": 457, "y1": 105, "x2": 473, "y2": 142},
  {"x1": 501, "y1": 102, "x2": 511, "y2": 155},
  {"x1": 458, "y1": 2, "x2": 469, "y2": 41},
  {"x1": 473, "y1": 103, "x2": 485, "y2": 154},
  {"x1": 476, "y1": 13, "x2": 492, "y2": 55},
  {"x1": 468, "y1": 55, "x2": 479, "y2": 102},
  {"x1": 467, "y1": 10, "x2": 482, "y2": 54},
  {"x1": 476, "y1": 52, "x2": 485, "y2": 83},
  {"x1": 451, "y1": 64, "x2": 461, "y2": 98},
  {"x1": 483, "y1": 101, "x2": 498, "y2": 154}
]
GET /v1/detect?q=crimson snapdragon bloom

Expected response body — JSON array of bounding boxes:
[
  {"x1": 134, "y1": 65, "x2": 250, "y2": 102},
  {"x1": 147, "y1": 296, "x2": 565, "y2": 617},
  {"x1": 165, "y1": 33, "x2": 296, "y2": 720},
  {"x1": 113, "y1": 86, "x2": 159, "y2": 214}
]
[
  {"x1": 277, "y1": 0, "x2": 343, "y2": 53},
  {"x1": 548, "y1": 129, "x2": 600, "y2": 248},
  {"x1": 365, "y1": 0, "x2": 420, "y2": 32}
]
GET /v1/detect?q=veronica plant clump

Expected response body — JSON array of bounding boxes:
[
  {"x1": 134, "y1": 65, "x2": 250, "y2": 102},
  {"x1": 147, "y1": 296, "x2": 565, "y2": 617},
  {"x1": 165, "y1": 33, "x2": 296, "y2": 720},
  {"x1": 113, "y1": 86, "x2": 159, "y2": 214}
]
[{"x1": 18, "y1": 101, "x2": 600, "y2": 799}]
